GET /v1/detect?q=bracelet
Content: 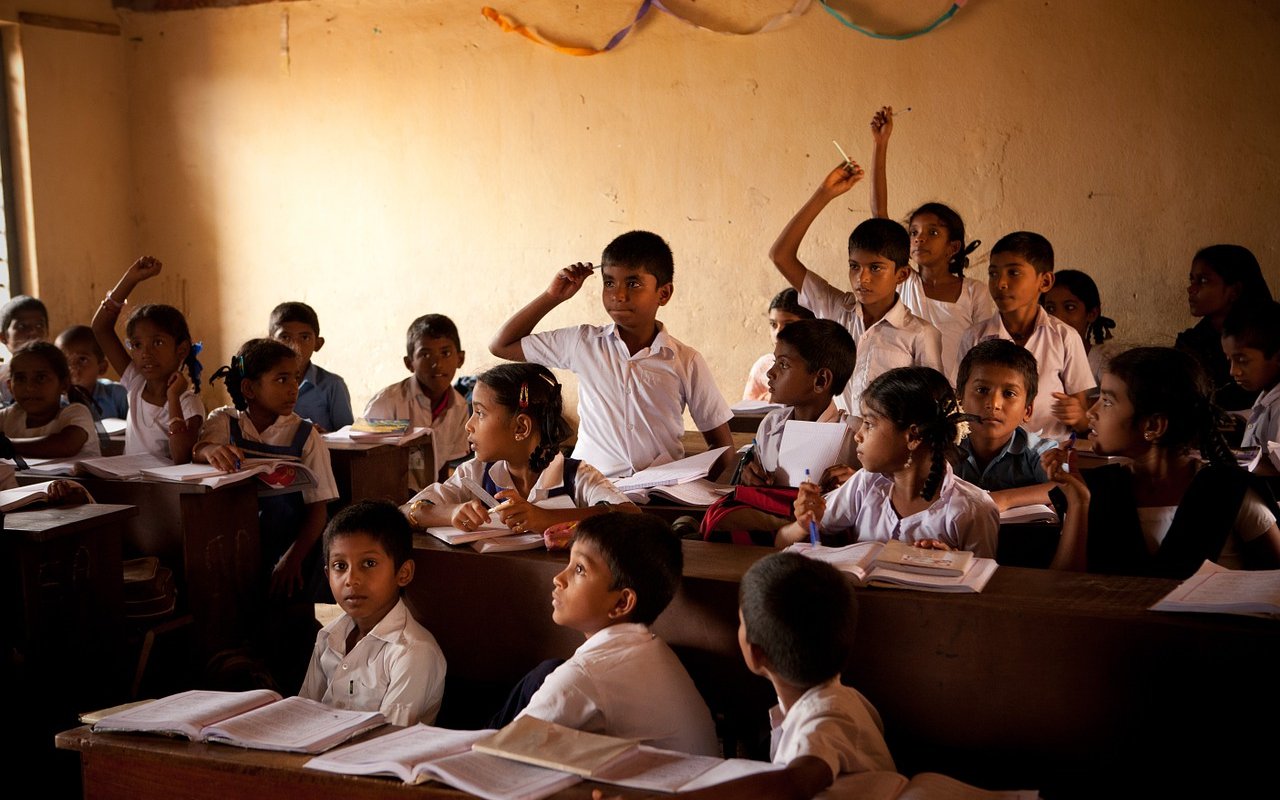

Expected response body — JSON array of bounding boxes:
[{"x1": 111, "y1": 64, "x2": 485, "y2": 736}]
[
  {"x1": 102, "y1": 292, "x2": 125, "y2": 311},
  {"x1": 407, "y1": 498, "x2": 434, "y2": 528}
]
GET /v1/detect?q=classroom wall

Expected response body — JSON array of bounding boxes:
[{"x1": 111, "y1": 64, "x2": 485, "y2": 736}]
[{"x1": 15, "y1": 0, "x2": 1280, "y2": 413}]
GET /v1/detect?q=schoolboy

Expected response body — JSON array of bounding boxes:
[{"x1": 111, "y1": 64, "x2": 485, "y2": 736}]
[
  {"x1": 1223, "y1": 300, "x2": 1280, "y2": 476},
  {"x1": 488, "y1": 230, "x2": 735, "y2": 480},
  {"x1": 364, "y1": 314, "x2": 470, "y2": 494},
  {"x1": 769, "y1": 163, "x2": 942, "y2": 418},
  {"x1": 958, "y1": 232, "x2": 1093, "y2": 442},
  {"x1": 299, "y1": 500, "x2": 447, "y2": 726},
  {"x1": 680, "y1": 553, "x2": 894, "y2": 799},
  {"x1": 0, "y1": 295, "x2": 51, "y2": 406},
  {"x1": 269, "y1": 301, "x2": 354, "y2": 433},
  {"x1": 952, "y1": 340, "x2": 1058, "y2": 511},
  {"x1": 55, "y1": 325, "x2": 129, "y2": 419},
  {"x1": 517, "y1": 512, "x2": 720, "y2": 756}
]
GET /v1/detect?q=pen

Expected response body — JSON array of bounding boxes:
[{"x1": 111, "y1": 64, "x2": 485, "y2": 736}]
[
  {"x1": 832, "y1": 140, "x2": 853, "y2": 168},
  {"x1": 804, "y1": 468, "x2": 820, "y2": 548},
  {"x1": 1066, "y1": 431, "x2": 1077, "y2": 473}
]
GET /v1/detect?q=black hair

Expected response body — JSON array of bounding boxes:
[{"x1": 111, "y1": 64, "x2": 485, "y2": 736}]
[
  {"x1": 1046, "y1": 269, "x2": 1116, "y2": 346},
  {"x1": 210, "y1": 338, "x2": 297, "y2": 412},
  {"x1": 991, "y1": 231, "x2": 1054, "y2": 274},
  {"x1": 767, "y1": 288, "x2": 815, "y2": 319},
  {"x1": 848, "y1": 217, "x2": 910, "y2": 268},
  {"x1": 476, "y1": 362, "x2": 572, "y2": 472},
  {"x1": 1222, "y1": 301, "x2": 1280, "y2": 358},
  {"x1": 601, "y1": 230, "x2": 674, "y2": 286},
  {"x1": 1193, "y1": 244, "x2": 1273, "y2": 306},
  {"x1": 0, "y1": 294, "x2": 48, "y2": 332},
  {"x1": 862, "y1": 366, "x2": 969, "y2": 501},
  {"x1": 573, "y1": 513, "x2": 681, "y2": 626},
  {"x1": 907, "y1": 202, "x2": 981, "y2": 277},
  {"x1": 10, "y1": 341, "x2": 94, "y2": 410},
  {"x1": 740, "y1": 552, "x2": 857, "y2": 687},
  {"x1": 55, "y1": 324, "x2": 105, "y2": 360},
  {"x1": 1105, "y1": 347, "x2": 1235, "y2": 468},
  {"x1": 776, "y1": 318, "x2": 857, "y2": 394},
  {"x1": 125, "y1": 304, "x2": 204, "y2": 392},
  {"x1": 269, "y1": 301, "x2": 320, "y2": 335},
  {"x1": 406, "y1": 313, "x2": 462, "y2": 357},
  {"x1": 324, "y1": 499, "x2": 414, "y2": 568},
  {"x1": 956, "y1": 339, "x2": 1041, "y2": 404}
]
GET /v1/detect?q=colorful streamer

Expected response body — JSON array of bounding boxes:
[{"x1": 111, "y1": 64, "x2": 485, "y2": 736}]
[{"x1": 819, "y1": 1, "x2": 966, "y2": 41}]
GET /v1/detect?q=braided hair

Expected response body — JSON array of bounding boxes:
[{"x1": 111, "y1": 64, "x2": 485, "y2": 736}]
[
  {"x1": 1047, "y1": 269, "x2": 1116, "y2": 346},
  {"x1": 126, "y1": 303, "x2": 204, "y2": 392},
  {"x1": 476, "y1": 363, "x2": 572, "y2": 472},
  {"x1": 210, "y1": 338, "x2": 297, "y2": 412},
  {"x1": 1105, "y1": 347, "x2": 1236, "y2": 468},
  {"x1": 907, "y1": 202, "x2": 981, "y2": 277},
  {"x1": 862, "y1": 366, "x2": 974, "y2": 501}
]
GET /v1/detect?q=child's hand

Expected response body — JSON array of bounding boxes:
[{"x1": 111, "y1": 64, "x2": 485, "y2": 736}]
[
  {"x1": 870, "y1": 105, "x2": 894, "y2": 145},
  {"x1": 166, "y1": 368, "x2": 189, "y2": 402},
  {"x1": 820, "y1": 464, "x2": 856, "y2": 493},
  {"x1": 269, "y1": 546, "x2": 306, "y2": 598},
  {"x1": 203, "y1": 443, "x2": 245, "y2": 473},
  {"x1": 792, "y1": 481, "x2": 826, "y2": 529},
  {"x1": 451, "y1": 500, "x2": 491, "y2": 532},
  {"x1": 1050, "y1": 392, "x2": 1089, "y2": 430},
  {"x1": 818, "y1": 161, "x2": 865, "y2": 198},
  {"x1": 545, "y1": 262, "x2": 595, "y2": 303},
  {"x1": 912, "y1": 538, "x2": 952, "y2": 551},
  {"x1": 738, "y1": 457, "x2": 772, "y2": 487},
  {"x1": 1042, "y1": 444, "x2": 1088, "y2": 502},
  {"x1": 47, "y1": 480, "x2": 91, "y2": 505},
  {"x1": 127, "y1": 255, "x2": 163, "y2": 282},
  {"x1": 494, "y1": 490, "x2": 554, "y2": 534},
  {"x1": 543, "y1": 521, "x2": 577, "y2": 550}
]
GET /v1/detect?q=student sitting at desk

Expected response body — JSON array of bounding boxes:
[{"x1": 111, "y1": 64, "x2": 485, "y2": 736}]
[
  {"x1": 300, "y1": 500, "x2": 447, "y2": 726},
  {"x1": 1222, "y1": 301, "x2": 1280, "y2": 478},
  {"x1": 488, "y1": 230, "x2": 735, "y2": 480},
  {"x1": 0, "y1": 342, "x2": 100, "y2": 459},
  {"x1": 56, "y1": 325, "x2": 129, "y2": 421},
  {"x1": 269, "y1": 301, "x2": 354, "y2": 434},
  {"x1": 401, "y1": 363, "x2": 636, "y2": 538},
  {"x1": 741, "y1": 288, "x2": 815, "y2": 403},
  {"x1": 0, "y1": 294, "x2": 51, "y2": 406}
]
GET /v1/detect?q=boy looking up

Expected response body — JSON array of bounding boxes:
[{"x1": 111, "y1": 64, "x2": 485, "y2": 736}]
[
  {"x1": 299, "y1": 500, "x2": 447, "y2": 726},
  {"x1": 769, "y1": 163, "x2": 942, "y2": 418},
  {"x1": 958, "y1": 232, "x2": 1094, "y2": 442},
  {"x1": 1223, "y1": 300, "x2": 1280, "y2": 476},
  {"x1": 365, "y1": 314, "x2": 470, "y2": 495},
  {"x1": 517, "y1": 512, "x2": 719, "y2": 756},
  {"x1": 951, "y1": 340, "x2": 1058, "y2": 511},
  {"x1": 56, "y1": 325, "x2": 129, "y2": 419},
  {"x1": 0, "y1": 295, "x2": 51, "y2": 406},
  {"x1": 269, "y1": 301, "x2": 354, "y2": 433},
  {"x1": 489, "y1": 231, "x2": 734, "y2": 479}
]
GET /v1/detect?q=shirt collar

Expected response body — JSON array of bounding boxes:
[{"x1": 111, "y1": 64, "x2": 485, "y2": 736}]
[
  {"x1": 487, "y1": 453, "x2": 569, "y2": 500},
  {"x1": 300, "y1": 362, "x2": 319, "y2": 388},
  {"x1": 592, "y1": 321, "x2": 673, "y2": 356},
  {"x1": 321, "y1": 598, "x2": 409, "y2": 652},
  {"x1": 579, "y1": 622, "x2": 652, "y2": 654},
  {"x1": 1255, "y1": 382, "x2": 1280, "y2": 411}
]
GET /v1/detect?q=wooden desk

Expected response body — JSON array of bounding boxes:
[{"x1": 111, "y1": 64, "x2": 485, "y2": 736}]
[
  {"x1": 326, "y1": 442, "x2": 412, "y2": 507},
  {"x1": 729, "y1": 410, "x2": 767, "y2": 434},
  {"x1": 407, "y1": 538, "x2": 1280, "y2": 798}
]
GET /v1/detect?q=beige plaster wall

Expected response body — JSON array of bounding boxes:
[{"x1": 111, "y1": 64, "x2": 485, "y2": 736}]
[{"x1": 19, "y1": 0, "x2": 1280, "y2": 412}]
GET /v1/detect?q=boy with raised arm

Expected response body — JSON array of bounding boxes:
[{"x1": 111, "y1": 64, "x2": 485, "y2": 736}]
[{"x1": 489, "y1": 230, "x2": 734, "y2": 479}]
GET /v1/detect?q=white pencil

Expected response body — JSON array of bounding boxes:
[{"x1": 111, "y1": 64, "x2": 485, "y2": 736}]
[{"x1": 832, "y1": 140, "x2": 853, "y2": 167}]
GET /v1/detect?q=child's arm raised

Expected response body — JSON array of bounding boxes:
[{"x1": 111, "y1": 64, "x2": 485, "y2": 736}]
[
  {"x1": 1042, "y1": 446, "x2": 1090, "y2": 571},
  {"x1": 768, "y1": 163, "x2": 865, "y2": 292},
  {"x1": 869, "y1": 106, "x2": 893, "y2": 219},
  {"x1": 91, "y1": 256, "x2": 163, "y2": 376},
  {"x1": 489, "y1": 262, "x2": 596, "y2": 361}
]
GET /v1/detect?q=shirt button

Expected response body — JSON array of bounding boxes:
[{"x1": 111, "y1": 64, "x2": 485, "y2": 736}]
[{"x1": 341, "y1": 663, "x2": 350, "y2": 670}]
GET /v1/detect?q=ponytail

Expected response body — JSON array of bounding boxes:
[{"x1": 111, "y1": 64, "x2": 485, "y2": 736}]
[
  {"x1": 211, "y1": 355, "x2": 248, "y2": 411},
  {"x1": 862, "y1": 366, "x2": 972, "y2": 501},
  {"x1": 949, "y1": 239, "x2": 982, "y2": 277},
  {"x1": 185, "y1": 341, "x2": 205, "y2": 393}
]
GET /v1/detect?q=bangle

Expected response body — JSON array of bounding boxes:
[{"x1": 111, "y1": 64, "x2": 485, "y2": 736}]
[
  {"x1": 407, "y1": 498, "x2": 434, "y2": 528},
  {"x1": 102, "y1": 292, "x2": 125, "y2": 311}
]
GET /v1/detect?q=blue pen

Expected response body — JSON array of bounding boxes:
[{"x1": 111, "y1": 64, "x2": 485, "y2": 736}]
[{"x1": 804, "y1": 468, "x2": 820, "y2": 548}]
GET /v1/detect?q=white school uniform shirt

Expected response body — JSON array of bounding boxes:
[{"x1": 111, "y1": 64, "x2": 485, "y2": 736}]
[
  {"x1": 820, "y1": 464, "x2": 998, "y2": 558},
  {"x1": 299, "y1": 599, "x2": 447, "y2": 726},
  {"x1": 521, "y1": 323, "x2": 733, "y2": 478},
  {"x1": 799, "y1": 272, "x2": 943, "y2": 417},
  {"x1": 0, "y1": 402, "x2": 100, "y2": 458},
  {"x1": 958, "y1": 307, "x2": 1095, "y2": 442},
  {"x1": 755, "y1": 401, "x2": 857, "y2": 475},
  {"x1": 742, "y1": 353, "x2": 774, "y2": 402},
  {"x1": 770, "y1": 678, "x2": 896, "y2": 779},
  {"x1": 519, "y1": 623, "x2": 720, "y2": 756},
  {"x1": 120, "y1": 363, "x2": 205, "y2": 458},
  {"x1": 1242, "y1": 383, "x2": 1280, "y2": 473},
  {"x1": 898, "y1": 271, "x2": 997, "y2": 384},
  {"x1": 196, "y1": 406, "x2": 339, "y2": 504},
  {"x1": 363, "y1": 379, "x2": 470, "y2": 492},
  {"x1": 404, "y1": 452, "x2": 630, "y2": 509}
]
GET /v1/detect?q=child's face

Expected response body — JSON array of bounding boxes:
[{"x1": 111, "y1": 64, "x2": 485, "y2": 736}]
[
  {"x1": 988, "y1": 254, "x2": 1052, "y2": 314},
  {"x1": 243, "y1": 355, "x2": 300, "y2": 418},
  {"x1": 767, "y1": 309, "x2": 804, "y2": 344},
  {"x1": 1187, "y1": 259, "x2": 1236, "y2": 319},
  {"x1": 324, "y1": 531, "x2": 413, "y2": 635},
  {"x1": 405, "y1": 335, "x2": 464, "y2": 400},
  {"x1": 907, "y1": 212, "x2": 961, "y2": 269},
  {"x1": 847, "y1": 248, "x2": 906, "y2": 309},
  {"x1": 1042, "y1": 286, "x2": 1098, "y2": 342},
  {"x1": 1222, "y1": 336, "x2": 1280, "y2": 394},
  {"x1": 60, "y1": 343, "x2": 107, "y2": 391},
  {"x1": 961, "y1": 364, "x2": 1034, "y2": 448},
  {"x1": 465, "y1": 381, "x2": 522, "y2": 463},
  {"x1": 854, "y1": 403, "x2": 914, "y2": 474},
  {"x1": 9, "y1": 353, "x2": 66, "y2": 419},
  {"x1": 3, "y1": 310, "x2": 49, "y2": 351},
  {"x1": 272, "y1": 321, "x2": 323, "y2": 367},
  {"x1": 600, "y1": 264, "x2": 672, "y2": 330},
  {"x1": 551, "y1": 539, "x2": 626, "y2": 636},
  {"x1": 766, "y1": 340, "x2": 819, "y2": 407},
  {"x1": 126, "y1": 319, "x2": 190, "y2": 383},
  {"x1": 1087, "y1": 372, "x2": 1140, "y2": 456}
]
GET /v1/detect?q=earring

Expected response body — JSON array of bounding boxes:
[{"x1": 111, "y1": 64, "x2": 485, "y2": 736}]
[
  {"x1": 1144, "y1": 431, "x2": 1156, "y2": 441},
  {"x1": 904, "y1": 451, "x2": 914, "y2": 470}
]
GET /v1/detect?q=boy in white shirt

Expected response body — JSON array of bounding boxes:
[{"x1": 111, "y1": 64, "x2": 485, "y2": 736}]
[
  {"x1": 1222, "y1": 300, "x2": 1280, "y2": 476},
  {"x1": 300, "y1": 500, "x2": 446, "y2": 726},
  {"x1": 769, "y1": 161, "x2": 942, "y2": 418},
  {"x1": 489, "y1": 230, "x2": 734, "y2": 480}
]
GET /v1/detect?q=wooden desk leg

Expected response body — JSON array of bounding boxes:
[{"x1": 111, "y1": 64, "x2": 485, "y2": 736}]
[{"x1": 180, "y1": 485, "x2": 261, "y2": 659}]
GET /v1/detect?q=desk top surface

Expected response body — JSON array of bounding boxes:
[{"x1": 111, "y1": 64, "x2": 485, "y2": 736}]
[{"x1": 3, "y1": 502, "x2": 136, "y2": 540}]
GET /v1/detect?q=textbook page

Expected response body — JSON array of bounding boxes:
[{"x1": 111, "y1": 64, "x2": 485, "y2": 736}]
[
  {"x1": 0, "y1": 481, "x2": 57, "y2": 512},
  {"x1": 428, "y1": 496, "x2": 576, "y2": 545},
  {"x1": 420, "y1": 750, "x2": 580, "y2": 800},
  {"x1": 630, "y1": 478, "x2": 733, "y2": 506},
  {"x1": 201, "y1": 696, "x2": 384, "y2": 754},
  {"x1": 18, "y1": 456, "x2": 80, "y2": 476},
  {"x1": 472, "y1": 716, "x2": 639, "y2": 778},
  {"x1": 92, "y1": 689, "x2": 280, "y2": 739},
  {"x1": 775, "y1": 420, "x2": 850, "y2": 487},
  {"x1": 594, "y1": 745, "x2": 785, "y2": 793},
  {"x1": 304, "y1": 724, "x2": 488, "y2": 782},
  {"x1": 1149, "y1": 560, "x2": 1280, "y2": 617},
  {"x1": 614, "y1": 447, "x2": 729, "y2": 491},
  {"x1": 77, "y1": 452, "x2": 171, "y2": 479}
]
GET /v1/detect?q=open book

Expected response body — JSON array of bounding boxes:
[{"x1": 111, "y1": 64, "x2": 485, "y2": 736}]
[
  {"x1": 998, "y1": 503, "x2": 1058, "y2": 525},
  {"x1": 138, "y1": 457, "x2": 318, "y2": 490},
  {"x1": 77, "y1": 452, "x2": 173, "y2": 480},
  {"x1": 615, "y1": 446, "x2": 729, "y2": 494},
  {"x1": 13, "y1": 456, "x2": 80, "y2": 476},
  {"x1": 91, "y1": 689, "x2": 385, "y2": 754},
  {"x1": 1149, "y1": 559, "x2": 1280, "y2": 618},
  {"x1": 472, "y1": 533, "x2": 546, "y2": 553},
  {"x1": 0, "y1": 480, "x2": 62, "y2": 512},
  {"x1": 819, "y1": 770, "x2": 1039, "y2": 799},
  {"x1": 787, "y1": 541, "x2": 999, "y2": 593},
  {"x1": 628, "y1": 478, "x2": 734, "y2": 507},
  {"x1": 472, "y1": 716, "x2": 639, "y2": 778},
  {"x1": 425, "y1": 495, "x2": 575, "y2": 545}
]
